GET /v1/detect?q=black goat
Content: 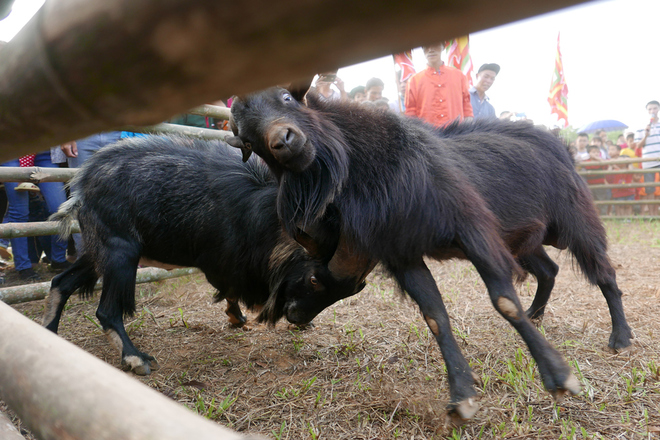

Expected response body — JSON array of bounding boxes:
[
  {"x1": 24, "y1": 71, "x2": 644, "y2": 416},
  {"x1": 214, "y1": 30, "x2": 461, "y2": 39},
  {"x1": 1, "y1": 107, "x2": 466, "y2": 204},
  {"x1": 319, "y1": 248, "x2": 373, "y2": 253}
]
[
  {"x1": 45, "y1": 136, "x2": 364, "y2": 375},
  {"x1": 226, "y1": 88, "x2": 632, "y2": 421}
]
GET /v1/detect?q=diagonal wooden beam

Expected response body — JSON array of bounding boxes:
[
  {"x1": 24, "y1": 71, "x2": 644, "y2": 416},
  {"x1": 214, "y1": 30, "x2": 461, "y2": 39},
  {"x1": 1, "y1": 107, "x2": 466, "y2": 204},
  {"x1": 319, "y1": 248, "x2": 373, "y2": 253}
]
[{"x1": 0, "y1": 0, "x2": 592, "y2": 161}]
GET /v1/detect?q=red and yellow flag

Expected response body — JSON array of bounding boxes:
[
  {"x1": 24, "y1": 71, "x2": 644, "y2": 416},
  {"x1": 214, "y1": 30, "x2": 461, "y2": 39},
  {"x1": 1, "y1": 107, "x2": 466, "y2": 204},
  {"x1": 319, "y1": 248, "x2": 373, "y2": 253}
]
[
  {"x1": 392, "y1": 50, "x2": 416, "y2": 82},
  {"x1": 548, "y1": 33, "x2": 569, "y2": 127},
  {"x1": 445, "y1": 36, "x2": 473, "y2": 86}
]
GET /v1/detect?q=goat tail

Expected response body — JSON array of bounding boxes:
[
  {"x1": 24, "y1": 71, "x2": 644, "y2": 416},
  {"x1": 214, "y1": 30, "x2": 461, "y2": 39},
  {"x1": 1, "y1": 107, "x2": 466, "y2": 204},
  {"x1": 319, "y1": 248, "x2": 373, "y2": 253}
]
[{"x1": 49, "y1": 195, "x2": 82, "y2": 239}]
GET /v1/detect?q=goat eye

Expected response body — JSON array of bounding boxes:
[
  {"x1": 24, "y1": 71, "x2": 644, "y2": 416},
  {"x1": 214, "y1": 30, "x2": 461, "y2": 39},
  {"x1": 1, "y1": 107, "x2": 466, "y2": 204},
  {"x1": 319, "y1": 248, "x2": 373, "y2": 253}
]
[
  {"x1": 310, "y1": 275, "x2": 318, "y2": 285},
  {"x1": 283, "y1": 92, "x2": 292, "y2": 102}
]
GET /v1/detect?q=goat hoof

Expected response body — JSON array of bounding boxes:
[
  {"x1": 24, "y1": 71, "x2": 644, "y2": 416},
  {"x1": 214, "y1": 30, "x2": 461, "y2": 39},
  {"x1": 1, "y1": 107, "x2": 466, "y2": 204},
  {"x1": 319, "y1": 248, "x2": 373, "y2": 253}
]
[
  {"x1": 288, "y1": 321, "x2": 315, "y2": 331},
  {"x1": 121, "y1": 354, "x2": 158, "y2": 376},
  {"x1": 607, "y1": 330, "x2": 633, "y2": 352},
  {"x1": 550, "y1": 374, "x2": 581, "y2": 403},
  {"x1": 447, "y1": 397, "x2": 480, "y2": 424},
  {"x1": 132, "y1": 363, "x2": 151, "y2": 376},
  {"x1": 227, "y1": 313, "x2": 247, "y2": 327}
]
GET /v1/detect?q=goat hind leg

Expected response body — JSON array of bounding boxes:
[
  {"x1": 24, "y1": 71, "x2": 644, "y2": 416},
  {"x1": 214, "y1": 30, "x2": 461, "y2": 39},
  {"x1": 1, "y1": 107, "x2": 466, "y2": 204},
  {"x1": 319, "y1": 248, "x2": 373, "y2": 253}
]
[
  {"x1": 479, "y1": 271, "x2": 580, "y2": 401},
  {"x1": 96, "y1": 239, "x2": 158, "y2": 375},
  {"x1": 518, "y1": 247, "x2": 559, "y2": 320},
  {"x1": 44, "y1": 256, "x2": 98, "y2": 333}
]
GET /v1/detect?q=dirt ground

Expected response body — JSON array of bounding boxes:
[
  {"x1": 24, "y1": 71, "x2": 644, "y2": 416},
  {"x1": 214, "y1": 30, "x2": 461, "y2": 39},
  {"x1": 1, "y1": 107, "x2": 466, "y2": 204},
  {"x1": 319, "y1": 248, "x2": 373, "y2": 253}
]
[{"x1": 2, "y1": 220, "x2": 660, "y2": 439}]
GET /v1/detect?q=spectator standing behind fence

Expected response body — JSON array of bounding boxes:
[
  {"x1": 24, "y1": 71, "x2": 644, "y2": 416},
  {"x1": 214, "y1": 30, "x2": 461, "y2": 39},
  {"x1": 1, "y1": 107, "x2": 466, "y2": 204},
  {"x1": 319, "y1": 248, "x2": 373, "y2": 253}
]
[
  {"x1": 348, "y1": 86, "x2": 366, "y2": 103},
  {"x1": 590, "y1": 135, "x2": 610, "y2": 159},
  {"x1": 364, "y1": 77, "x2": 385, "y2": 102},
  {"x1": 1, "y1": 152, "x2": 70, "y2": 281},
  {"x1": 606, "y1": 144, "x2": 635, "y2": 217},
  {"x1": 405, "y1": 43, "x2": 473, "y2": 127},
  {"x1": 634, "y1": 100, "x2": 660, "y2": 216},
  {"x1": 575, "y1": 132, "x2": 590, "y2": 162},
  {"x1": 580, "y1": 145, "x2": 610, "y2": 216},
  {"x1": 469, "y1": 63, "x2": 499, "y2": 120},
  {"x1": 313, "y1": 71, "x2": 347, "y2": 102},
  {"x1": 621, "y1": 132, "x2": 643, "y2": 213}
]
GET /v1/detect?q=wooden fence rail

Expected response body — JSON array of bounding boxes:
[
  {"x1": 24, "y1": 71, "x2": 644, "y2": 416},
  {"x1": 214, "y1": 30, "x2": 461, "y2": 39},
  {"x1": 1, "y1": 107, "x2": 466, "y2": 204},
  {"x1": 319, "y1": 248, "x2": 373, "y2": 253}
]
[{"x1": 0, "y1": 267, "x2": 201, "y2": 305}]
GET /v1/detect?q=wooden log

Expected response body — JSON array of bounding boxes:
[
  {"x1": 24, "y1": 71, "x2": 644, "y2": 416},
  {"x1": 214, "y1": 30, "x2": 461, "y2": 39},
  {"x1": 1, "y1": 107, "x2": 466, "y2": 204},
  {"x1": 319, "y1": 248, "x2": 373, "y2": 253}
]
[
  {"x1": 0, "y1": 409, "x2": 26, "y2": 440},
  {"x1": 0, "y1": 301, "x2": 263, "y2": 440},
  {"x1": 0, "y1": 267, "x2": 202, "y2": 305},
  {"x1": 126, "y1": 122, "x2": 232, "y2": 140},
  {"x1": 0, "y1": 0, "x2": 589, "y2": 161},
  {"x1": 0, "y1": 167, "x2": 76, "y2": 183},
  {"x1": 0, "y1": 221, "x2": 80, "y2": 238},
  {"x1": 187, "y1": 104, "x2": 231, "y2": 120},
  {"x1": 589, "y1": 182, "x2": 660, "y2": 190},
  {"x1": 578, "y1": 169, "x2": 660, "y2": 176},
  {"x1": 593, "y1": 200, "x2": 660, "y2": 205}
]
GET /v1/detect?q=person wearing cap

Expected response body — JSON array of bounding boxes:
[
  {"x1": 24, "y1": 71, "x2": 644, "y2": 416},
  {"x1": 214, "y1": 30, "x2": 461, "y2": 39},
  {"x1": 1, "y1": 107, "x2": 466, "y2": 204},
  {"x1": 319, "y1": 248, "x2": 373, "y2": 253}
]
[
  {"x1": 348, "y1": 85, "x2": 366, "y2": 103},
  {"x1": 469, "y1": 63, "x2": 500, "y2": 120},
  {"x1": 404, "y1": 42, "x2": 473, "y2": 127}
]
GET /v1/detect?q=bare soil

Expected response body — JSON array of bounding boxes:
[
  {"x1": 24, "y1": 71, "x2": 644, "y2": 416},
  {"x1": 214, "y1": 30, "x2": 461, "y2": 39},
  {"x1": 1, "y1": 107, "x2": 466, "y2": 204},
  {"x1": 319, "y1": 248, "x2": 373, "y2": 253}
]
[{"x1": 2, "y1": 220, "x2": 660, "y2": 439}]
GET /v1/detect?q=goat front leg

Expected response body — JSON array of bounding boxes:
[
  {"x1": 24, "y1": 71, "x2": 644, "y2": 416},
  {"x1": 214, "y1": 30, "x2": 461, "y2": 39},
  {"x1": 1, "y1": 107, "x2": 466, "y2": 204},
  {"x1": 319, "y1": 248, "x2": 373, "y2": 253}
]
[
  {"x1": 392, "y1": 262, "x2": 480, "y2": 423},
  {"x1": 225, "y1": 297, "x2": 247, "y2": 327}
]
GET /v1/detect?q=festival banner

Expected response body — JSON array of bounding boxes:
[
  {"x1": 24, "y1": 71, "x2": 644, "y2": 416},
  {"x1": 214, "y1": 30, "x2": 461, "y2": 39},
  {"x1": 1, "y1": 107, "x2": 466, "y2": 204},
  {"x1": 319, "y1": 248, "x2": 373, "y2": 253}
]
[
  {"x1": 548, "y1": 32, "x2": 569, "y2": 127},
  {"x1": 445, "y1": 36, "x2": 474, "y2": 86}
]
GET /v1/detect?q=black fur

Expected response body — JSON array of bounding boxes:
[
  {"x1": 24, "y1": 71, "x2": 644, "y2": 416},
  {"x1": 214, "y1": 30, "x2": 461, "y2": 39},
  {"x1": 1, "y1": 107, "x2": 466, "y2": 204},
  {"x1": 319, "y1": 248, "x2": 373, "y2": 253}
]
[
  {"x1": 45, "y1": 136, "x2": 363, "y2": 375},
  {"x1": 228, "y1": 88, "x2": 632, "y2": 419}
]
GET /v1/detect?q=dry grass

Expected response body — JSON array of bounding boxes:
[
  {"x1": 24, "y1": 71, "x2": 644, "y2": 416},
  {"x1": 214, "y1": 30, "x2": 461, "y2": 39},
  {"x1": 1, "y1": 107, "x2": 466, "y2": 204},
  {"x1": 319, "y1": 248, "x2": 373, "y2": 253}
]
[{"x1": 3, "y1": 220, "x2": 660, "y2": 439}]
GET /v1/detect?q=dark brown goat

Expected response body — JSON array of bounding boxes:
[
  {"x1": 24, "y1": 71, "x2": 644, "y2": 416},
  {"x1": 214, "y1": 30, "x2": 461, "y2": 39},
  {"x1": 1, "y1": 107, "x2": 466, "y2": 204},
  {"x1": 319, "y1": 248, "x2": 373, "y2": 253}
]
[{"x1": 225, "y1": 88, "x2": 632, "y2": 422}]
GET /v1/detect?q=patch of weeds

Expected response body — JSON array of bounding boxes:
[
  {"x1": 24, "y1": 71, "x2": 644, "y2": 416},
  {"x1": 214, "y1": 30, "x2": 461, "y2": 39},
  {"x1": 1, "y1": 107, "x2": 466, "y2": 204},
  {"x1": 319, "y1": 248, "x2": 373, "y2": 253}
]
[
  {"x1": 571, "y1": 359, "x2": 595, "y2": 401},
  {"x1": 83, "y1": 313, "x2": 102, "y2": 330},
  {"x1": 334, "y1": 323, "x2": 365, "y2": 356},
  {"x1": 169, "y1": 308, "x2": 188, "y2": 328},
  {"x1": 289, "y1": 329, "x2": 305, "y2": 352},
  {"x1": 272, "y1": 421, "x2": 287, "y2": 440},
  {"x1": 306, "y1": 421, "x2": 320, "y2": 439},
  {"x1": 620, "y1": 367, "x2": 646, "y2": 401},
  {"x1": 492, "y1": 348, "x2": 537, "y2": 395},
  {"x1": 191, "y1": 388, "x2": 237, "y2": 421}
]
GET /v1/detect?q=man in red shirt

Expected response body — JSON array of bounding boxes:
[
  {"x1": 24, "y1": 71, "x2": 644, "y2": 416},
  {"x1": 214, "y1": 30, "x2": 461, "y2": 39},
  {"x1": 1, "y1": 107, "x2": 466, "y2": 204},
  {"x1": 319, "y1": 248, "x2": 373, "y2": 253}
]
[{"x1": 404, "y1": 43, "x2": 473, "y2": 127}]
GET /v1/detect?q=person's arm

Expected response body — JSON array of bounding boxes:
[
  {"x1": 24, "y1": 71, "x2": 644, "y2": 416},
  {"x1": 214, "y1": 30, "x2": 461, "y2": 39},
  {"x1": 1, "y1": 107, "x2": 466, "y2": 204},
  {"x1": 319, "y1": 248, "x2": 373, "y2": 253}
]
[
  {"x1": 404, "y1": 77, "x2": 418, "y2": 117},
  {"x1": 335, "y1": 77, "x2": 348, "y2": 101},
  {"x1": 462, "y1": 75, "x2": 473, "y2": 118},
  {"x1": 61, "y1": 141, "x2": 77, "y2": 158}
]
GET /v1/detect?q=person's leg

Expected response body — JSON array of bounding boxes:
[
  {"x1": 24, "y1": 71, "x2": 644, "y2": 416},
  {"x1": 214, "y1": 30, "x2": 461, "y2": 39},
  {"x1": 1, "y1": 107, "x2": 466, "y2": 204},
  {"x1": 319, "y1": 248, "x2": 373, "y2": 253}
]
[
  {"x1": 643, "y1": 171, "x2": 658, "y2": 216},
  {"x1": 34, "y1": 152, "x2": 69, "y2": 265},
  {"x1": 1, "y1": 160, "x2": 32, "y2": 273}
]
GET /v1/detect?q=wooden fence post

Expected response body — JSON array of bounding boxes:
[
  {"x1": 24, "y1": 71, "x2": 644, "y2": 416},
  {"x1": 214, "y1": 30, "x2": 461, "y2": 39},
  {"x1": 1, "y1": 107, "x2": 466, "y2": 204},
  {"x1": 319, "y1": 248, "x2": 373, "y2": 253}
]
[{"x1": 0, "y1": 301, "x2": 265, "y2": 440}]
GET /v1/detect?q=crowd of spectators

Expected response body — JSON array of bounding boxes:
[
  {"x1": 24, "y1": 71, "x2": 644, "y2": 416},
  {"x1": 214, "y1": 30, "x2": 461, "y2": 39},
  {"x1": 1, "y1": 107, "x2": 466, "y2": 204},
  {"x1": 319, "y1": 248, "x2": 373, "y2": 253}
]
[{"x1": 574, "y1": 112, "x2": 659, "y2": 218}]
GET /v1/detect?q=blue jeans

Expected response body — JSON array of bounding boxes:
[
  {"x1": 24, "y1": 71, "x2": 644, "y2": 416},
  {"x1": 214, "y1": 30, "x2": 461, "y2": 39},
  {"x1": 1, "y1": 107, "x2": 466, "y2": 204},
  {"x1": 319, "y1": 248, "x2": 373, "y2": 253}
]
[
  {"x1": 66, "y1": 132, "x2": 122, "y2": 168},
  {"x1": 2, "y1": 152, "x2": 68, "y2": 271}
]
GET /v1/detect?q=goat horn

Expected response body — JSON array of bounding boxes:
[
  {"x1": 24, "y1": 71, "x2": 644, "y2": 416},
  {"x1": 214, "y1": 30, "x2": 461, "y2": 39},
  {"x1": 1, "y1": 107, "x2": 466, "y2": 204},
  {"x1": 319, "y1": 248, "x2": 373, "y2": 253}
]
[{"x1": 293, "y1": 228, "x2": 321, "y2": 258}]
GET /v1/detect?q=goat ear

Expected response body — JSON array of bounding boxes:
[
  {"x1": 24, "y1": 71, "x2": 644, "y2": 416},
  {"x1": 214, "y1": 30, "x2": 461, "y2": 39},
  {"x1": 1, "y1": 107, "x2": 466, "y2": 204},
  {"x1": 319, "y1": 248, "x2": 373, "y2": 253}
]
[
  {"x1": 225, "y1": 136, "x2": 252, "y2": 162},
  {"x1": 288, "y1": 76, "x2": 314, "y2": 102}
]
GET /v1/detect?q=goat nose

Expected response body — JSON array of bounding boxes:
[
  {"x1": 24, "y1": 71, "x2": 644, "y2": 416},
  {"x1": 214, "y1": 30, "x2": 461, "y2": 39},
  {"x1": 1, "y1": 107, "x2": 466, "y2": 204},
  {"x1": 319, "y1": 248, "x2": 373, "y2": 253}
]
[{"x1": 272, "y1": 127, "x2": 294, "y2": 150}]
